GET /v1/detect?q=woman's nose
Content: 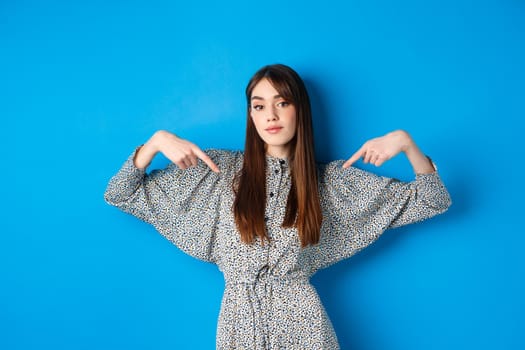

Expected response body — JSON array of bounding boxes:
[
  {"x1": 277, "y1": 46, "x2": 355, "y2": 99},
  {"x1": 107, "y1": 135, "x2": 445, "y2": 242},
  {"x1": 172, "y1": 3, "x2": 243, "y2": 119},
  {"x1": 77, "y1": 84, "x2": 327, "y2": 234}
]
[{"x1": 267, "y1": 108, "x2": 279, "y2": 122}]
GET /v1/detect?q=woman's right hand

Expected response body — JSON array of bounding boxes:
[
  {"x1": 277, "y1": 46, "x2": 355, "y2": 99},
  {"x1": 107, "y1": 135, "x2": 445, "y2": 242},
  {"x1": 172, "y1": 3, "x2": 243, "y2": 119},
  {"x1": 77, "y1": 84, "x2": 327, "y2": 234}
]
[{"x1": 134, "y1": 130, "x2": 220, "y2": 173}]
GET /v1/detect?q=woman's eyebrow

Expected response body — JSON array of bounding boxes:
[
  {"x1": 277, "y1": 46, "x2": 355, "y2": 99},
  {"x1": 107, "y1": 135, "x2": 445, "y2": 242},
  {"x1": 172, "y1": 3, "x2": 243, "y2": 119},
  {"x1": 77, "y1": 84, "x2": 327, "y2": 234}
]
[{"x1": 251, "y1": 94, "x2": 283, "y2": 101}]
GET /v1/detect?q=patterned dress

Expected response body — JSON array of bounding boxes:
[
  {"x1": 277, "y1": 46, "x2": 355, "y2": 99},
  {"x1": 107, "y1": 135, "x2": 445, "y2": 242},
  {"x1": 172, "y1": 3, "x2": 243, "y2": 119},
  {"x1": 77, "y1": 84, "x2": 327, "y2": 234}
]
[{"x1": 104, "y1": 148, "x2": 451, "y2": 349}]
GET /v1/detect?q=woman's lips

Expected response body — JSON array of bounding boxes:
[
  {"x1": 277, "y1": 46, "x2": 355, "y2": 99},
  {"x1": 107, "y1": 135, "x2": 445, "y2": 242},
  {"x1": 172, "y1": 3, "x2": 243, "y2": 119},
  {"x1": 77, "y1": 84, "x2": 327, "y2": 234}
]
[{"x1": 266, "y1": 127, "x2": 283, "y2": 134}]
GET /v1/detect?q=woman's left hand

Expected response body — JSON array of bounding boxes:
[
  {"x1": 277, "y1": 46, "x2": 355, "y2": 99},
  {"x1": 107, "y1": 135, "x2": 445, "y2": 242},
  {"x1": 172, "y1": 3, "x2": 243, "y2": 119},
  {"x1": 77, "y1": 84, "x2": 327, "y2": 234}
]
[{"x1": 343, "y1": 130, "x2": 413, "y2": 168}]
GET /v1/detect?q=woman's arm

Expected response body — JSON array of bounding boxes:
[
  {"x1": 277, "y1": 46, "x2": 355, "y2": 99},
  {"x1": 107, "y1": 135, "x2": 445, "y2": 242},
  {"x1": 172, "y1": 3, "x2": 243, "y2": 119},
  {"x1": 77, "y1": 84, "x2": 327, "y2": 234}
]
[
  {"x1": 343, "y1": 130, "x2": 435, "y2": 174},
  {"x1": 312, "y1": 131, "x2": 451, "y2": 271},
  {"x1": 104, "y1": 131, "x2": 232, "y2": 263},
  {"x1": 104, "y1": 129, "x2": 220, "y2": 220},
  {"x1": 135, "y1": 130, "x2": 220, "y2": 172}
]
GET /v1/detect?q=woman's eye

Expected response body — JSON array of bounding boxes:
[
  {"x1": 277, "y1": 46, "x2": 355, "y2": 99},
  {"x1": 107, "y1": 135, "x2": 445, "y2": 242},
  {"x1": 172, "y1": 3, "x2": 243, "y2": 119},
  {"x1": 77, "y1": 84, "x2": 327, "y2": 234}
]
[
  {"x1": 253, "y1": 105, "x2": 264, "y2": 111},
  {"x1": 278, "y1": 101, "x2": 290, "y2": 107}
]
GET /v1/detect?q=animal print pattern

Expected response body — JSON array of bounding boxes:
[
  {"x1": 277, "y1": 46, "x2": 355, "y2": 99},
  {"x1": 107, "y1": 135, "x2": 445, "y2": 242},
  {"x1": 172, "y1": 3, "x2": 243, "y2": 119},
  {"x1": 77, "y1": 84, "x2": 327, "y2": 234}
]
[{"x1": 104, "y1": 148, "x2": 451, "y2": 349}]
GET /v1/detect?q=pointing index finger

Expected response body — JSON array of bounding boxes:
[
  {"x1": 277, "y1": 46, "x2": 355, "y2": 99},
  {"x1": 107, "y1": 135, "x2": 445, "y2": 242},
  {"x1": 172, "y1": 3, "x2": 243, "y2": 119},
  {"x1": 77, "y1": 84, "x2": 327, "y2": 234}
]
[
  {"x1": 194, "y1": 148, "x2": 220, "y2": 173},
  {"x1": 343, "y1": 147, "x2": 365, "y2": 168}
]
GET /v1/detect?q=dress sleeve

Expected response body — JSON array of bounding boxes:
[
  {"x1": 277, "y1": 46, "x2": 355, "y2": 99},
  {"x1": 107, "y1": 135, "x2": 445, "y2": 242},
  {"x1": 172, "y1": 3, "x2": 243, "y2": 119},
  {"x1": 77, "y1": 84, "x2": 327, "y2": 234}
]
[
  {"x1": 104, "y1": 147, "x2": 238, "y2": 263},
  {"x1": 310, "y1": 160, "x2": 451, "y2": 272}
]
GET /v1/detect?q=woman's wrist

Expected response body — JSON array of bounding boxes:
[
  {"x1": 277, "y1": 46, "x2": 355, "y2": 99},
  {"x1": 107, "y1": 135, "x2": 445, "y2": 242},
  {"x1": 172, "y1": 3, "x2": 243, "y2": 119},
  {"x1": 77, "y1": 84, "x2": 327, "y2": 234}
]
[
  {"x1": 398, "y1": 131, "x2": 436, "y2": 174},
  {"x1": 149, "y1": 130, "x2": 169, "y2": 153},
  {"x1": 388, "y1": 129, "x2": 413, "y2": 153},
  {"x1": 133, "y1": 130, "x2": 166, "y2": 169}
]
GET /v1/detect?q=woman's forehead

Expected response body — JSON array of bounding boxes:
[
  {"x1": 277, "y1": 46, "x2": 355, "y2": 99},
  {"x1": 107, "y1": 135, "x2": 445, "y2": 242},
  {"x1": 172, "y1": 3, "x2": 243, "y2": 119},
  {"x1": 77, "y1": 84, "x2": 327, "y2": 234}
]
[{"x1": 251, "y1": 78, "x2": 285, "y2": 100}]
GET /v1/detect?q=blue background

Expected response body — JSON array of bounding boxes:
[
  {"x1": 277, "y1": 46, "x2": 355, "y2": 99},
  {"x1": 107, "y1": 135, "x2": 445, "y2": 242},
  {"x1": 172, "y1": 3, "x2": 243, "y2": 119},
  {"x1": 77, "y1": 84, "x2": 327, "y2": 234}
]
[{"x1": 1, "y1": 0, "x2": 524, "y2": 349}]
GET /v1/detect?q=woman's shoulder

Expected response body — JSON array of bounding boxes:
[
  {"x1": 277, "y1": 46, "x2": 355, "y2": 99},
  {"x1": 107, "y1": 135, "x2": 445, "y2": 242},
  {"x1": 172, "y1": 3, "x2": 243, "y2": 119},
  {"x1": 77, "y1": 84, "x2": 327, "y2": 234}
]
[
  {"x1": 317, "y1": 159, "x2": 380, "y2": 187},
  {"x1": 204, "y1": 148, "x2": 243, "y2": 162},
  {"x1": 202, "y1": 148, "x2": 244, "y2": 172},
  {"x1": 316, "y1": 159, "x2": 348, "y2": 178}
]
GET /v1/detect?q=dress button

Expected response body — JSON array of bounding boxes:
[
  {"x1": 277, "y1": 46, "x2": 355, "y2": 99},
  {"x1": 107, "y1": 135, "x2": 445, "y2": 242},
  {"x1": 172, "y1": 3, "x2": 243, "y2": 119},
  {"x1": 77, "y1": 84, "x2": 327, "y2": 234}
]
[
  {"x1": 269, "y1": 192, "x2": 274, "y2": 197},
  {"x1": 279, "y1": 160, "x2": 285, "y2": 165},
  {"x1": 274, "y1": 169, "x2": 279, "y2": 174}
]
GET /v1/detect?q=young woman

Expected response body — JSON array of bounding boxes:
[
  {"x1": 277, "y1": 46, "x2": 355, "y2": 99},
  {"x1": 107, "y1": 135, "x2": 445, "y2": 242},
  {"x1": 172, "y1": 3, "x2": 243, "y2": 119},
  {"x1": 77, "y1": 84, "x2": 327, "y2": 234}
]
[{"x1": 104, "y1": 64, "x2": 451, "y2": 349}]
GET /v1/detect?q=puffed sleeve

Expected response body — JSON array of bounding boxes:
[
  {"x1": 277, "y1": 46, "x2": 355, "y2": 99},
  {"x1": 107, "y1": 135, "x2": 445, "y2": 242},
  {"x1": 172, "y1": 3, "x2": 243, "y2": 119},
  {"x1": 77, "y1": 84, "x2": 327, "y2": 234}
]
[
  {"x1": 310, "y1": 160, "x2": 451, "y2": 271},
  {"x1": 104, "y1": 147, "x2": 239, "y2": 263}
]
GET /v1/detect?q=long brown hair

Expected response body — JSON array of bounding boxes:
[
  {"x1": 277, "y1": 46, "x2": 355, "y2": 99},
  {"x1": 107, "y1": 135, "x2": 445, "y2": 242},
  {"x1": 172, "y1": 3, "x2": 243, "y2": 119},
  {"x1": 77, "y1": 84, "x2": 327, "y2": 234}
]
[{"x1": 233, "y1": 64, "x2": 322, "y2": 247}]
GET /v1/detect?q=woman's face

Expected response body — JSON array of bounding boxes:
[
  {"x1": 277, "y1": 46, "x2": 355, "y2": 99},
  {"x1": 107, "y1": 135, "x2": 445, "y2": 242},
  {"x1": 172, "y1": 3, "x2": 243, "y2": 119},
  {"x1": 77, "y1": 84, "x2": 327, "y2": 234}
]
[{"x1": 250, "y1": 78, "x2": 297, "y2": 159}]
